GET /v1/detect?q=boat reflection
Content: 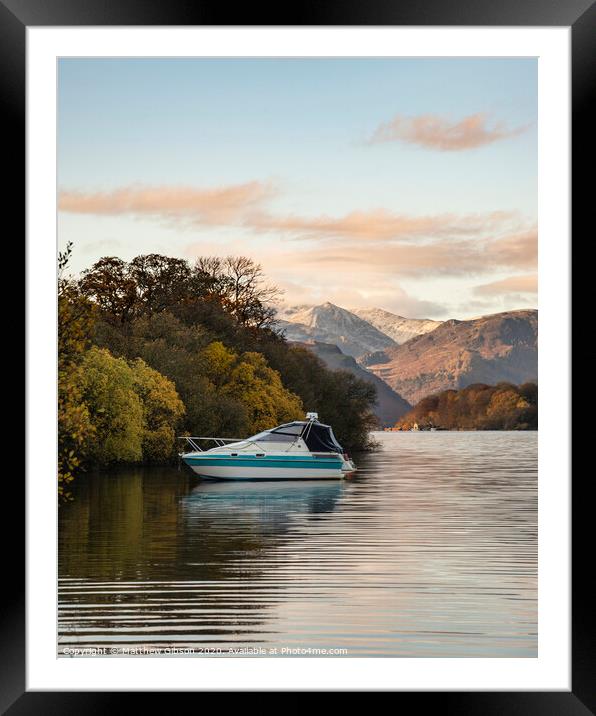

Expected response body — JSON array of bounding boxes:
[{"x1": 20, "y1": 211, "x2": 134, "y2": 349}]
[{"x1": 182, "y1": 479, "x2": 344, "y2": 536}]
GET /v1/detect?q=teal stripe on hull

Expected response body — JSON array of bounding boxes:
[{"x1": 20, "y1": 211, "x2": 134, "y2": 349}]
[
  {"x1": 195, "y1": 475, "x2": 342, "y2": 481},
  {"x1": 183, "y1": 457, "x2": 342, "y2": 470},
  {"x1": 186, "y1": 454, "x2": 340, "y2": 461}
]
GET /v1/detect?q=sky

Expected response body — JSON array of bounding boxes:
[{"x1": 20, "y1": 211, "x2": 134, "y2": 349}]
[{"x1": 58, "y1": 58, "x2": 537, "y2": 320}]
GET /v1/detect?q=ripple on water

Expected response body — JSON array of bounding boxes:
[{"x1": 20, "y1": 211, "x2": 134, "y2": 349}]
[{"x1": 58, "y1": 431, "x2": 537, "y2": 657}]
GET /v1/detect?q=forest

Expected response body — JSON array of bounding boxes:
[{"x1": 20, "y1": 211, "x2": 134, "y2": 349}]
[
  {"x1": 58, "y1": 245, "x2": 378, "y2": 499},
  {"x1": 394, "y1": 382, "x2": 538, "y2": 431}
]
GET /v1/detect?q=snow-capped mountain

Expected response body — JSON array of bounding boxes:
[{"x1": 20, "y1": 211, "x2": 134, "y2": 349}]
[
  {"x1": 276, "y1": 302, "x2": 537, "y2": 409},
  {"x1": 275, "y1": 302, "x2": 396, "y2": 358},
  {"x1": 351, "y1": 307, "x2": 442, "y2": 345}
]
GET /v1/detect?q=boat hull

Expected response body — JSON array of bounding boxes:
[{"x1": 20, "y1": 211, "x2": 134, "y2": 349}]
[{"x1": 182, "y1": 454, "x2": 352, "y2": 480}]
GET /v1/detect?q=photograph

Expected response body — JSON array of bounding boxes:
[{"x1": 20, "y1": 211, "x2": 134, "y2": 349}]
[{"x1": 56, "y1": 56, "x2": 540, "y2": 659}]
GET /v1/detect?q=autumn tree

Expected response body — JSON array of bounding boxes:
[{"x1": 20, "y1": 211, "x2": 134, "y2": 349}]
[
  {"x1": 78, "y1": 252, "x2": 379, "y2": 452},
  {"x1": 58, "y1": 242, "x2": 96, "y2": 499},
  {"x1": 79, "y1": 347, "x2": 145, "y2": 464},
  {"x1": 79, "y1": 257, "x2": 138, "y2": 324},
  {"x1": 194, "y1": 255, "x2": 282, "y2": 329},
  {"x1": 78, "y1": 347, "x2": 185, "y2": 465},
  {"x1": 79, "y1": 253, "x2": 283, "y2": 332},
  {"x1": 200, "y1": 341, "x2": 303, "y2": 434},
  {"x1": 395, "y1": 382, "x2": 538, "y2": 431},
  {"x1": 131, "y1": 358, "x2": 186, "y2": 461},
  {"x1": 129, "y1": 254, "x2": 192, "y2": 315}
]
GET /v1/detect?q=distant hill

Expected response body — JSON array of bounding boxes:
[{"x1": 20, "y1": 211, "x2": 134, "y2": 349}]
[
  {"x1": 276, "y1": 302, "x2": 396, "y2": 358},
  {"x1": 365, "y1": 309, "x2": 538, "y2": 405},
  {"x1": 294, "y1": 340, "x2": 411, "y2": 426},
  {"x1": 394, "y1": 382, "x2": 537, "y2": 431},
  {"x1": 351, "y1": 307, "x2": 441, "y2": 345}
]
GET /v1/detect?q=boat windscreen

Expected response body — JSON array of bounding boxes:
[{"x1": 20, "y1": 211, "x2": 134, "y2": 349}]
[
  {"x1": 271, "y1": 422, "x2": 304, "y2": 436},
  {"x1": 248, "y1": 428, "x2": 300, "y2": 443}
]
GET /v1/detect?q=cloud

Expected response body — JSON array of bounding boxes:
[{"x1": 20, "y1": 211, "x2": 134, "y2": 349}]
[
  {"x1": 60, "y1": 184, "x2": 529, "y2": 247},
  {"x1": 246, "y1": 209, "x2": 523, "y2": 243},
  {"x1": 488, "y1": 232, "x2": 537, "y2": 272},
  {"x1": 261, "y1": 229, "x2": 537, "y2": 278},
  {"x1": 61, "y1": 182, "x2": 537, "y2": 305},
  {"x1": 247, "y1": 208, "x2": 523, "y2": 243},
  {"x1": 275, "y1": 277, "x2": 448, "y2": 319},
  {"x1": 368, "y1": 112, "x2": 530, "y2": 151},
  {"x1": 473, "y1": 273, "x2": 538, "y2": 295},
  {"x1": 183, "y1": 226, "x2": 536, "y2": 322},
  {"x1": 59, "y1": 181, "x2": 275, "y2": 225}
]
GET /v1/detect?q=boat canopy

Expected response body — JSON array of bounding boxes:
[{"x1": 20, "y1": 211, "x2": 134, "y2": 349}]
[{"x1": 249, "y1": 420, "x2": 344, "y2": 453}]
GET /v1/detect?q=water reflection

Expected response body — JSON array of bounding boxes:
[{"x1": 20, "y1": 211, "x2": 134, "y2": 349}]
[
  {"x1": 59, "y1": 432, "x2": 537, "y2": 657},
  {"x1": 183, "y1": 480, "x2": 344, "y2": 535}
]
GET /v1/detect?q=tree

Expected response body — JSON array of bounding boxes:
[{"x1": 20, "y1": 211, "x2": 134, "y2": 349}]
[
  {"x1": 79, "y1": 253, "x2": 283, "y2": 331},
  {"x1": 78, "y1": 252, "x2": 380, "y2": 452},
  {"x1": 79, "y1": 257, "x2": 138, "y2": 324},
  {"x1": 77, "y1": 347, "x2": 186, "y2": 465},
  {"x1": 194, "y1": 255, "x2": 282, "y2": 329},
  {"x1": 129, "y1": 254, "x2": 192, "y2": 315},
  {"x1": 395, "y1": 382, "x2": 538, "y2": 431},
  {"x1": 196, "y1": 341, "x2": 304, "y2": 434},
  {"x1": 313, "y1": 369, "x2": 379, "y2": 450},
  {"x1": 58, "y1": 242, "x2": 96, "y2": 499},
  {"x1": 131, "y1": 357, "x2": 186, "y2": 461},
  {"x1": 79, "y1": 347, "x2": 145, "y2": 464},
  {"x1": 219, "y1": 349, "x2": 304, "y2": 433}
]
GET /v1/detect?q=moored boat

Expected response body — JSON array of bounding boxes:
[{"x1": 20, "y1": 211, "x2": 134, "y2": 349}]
[{"x1": 179, "y1": 412, "x2": 356, "y2": 481}]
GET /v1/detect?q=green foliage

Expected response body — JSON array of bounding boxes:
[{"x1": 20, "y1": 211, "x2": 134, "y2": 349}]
[
  {"x1": 130, "y1": 358, "x2": 186, "y2": 462},
  {"x1": 58, "y1": 242, "x2": 96, "y2": 499},
  {"x1": 76, "y1": 347, "x2": 186, "y2": 465},
  {"x1": 79, "y1": 347, "x2": 145, "y2": 464},
  {"x1": 395, "y1": 382, "x2": 538, "y2": 431},
  {"x1": 214, "y1": 345, "x2": 304, "y2": 433}
]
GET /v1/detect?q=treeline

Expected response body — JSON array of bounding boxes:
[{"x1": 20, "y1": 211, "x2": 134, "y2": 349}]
[
  {"x1": 394, "y1": 382, "x2": 538, "y2": 431},
  {"x1": 59, "y1": 246, "x2": 377, "y2": 498}
]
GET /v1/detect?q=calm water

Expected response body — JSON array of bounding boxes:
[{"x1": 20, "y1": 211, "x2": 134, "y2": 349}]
[{"x1": 58, "y1": 431, "x2": 537, "y2": 657}]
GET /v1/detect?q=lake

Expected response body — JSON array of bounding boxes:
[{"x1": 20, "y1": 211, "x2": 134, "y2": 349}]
[{"x1": 58, "y1": 431, "x2": 537, "y2": 657}]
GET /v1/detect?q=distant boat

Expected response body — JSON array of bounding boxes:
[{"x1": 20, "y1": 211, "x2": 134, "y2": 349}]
[
  {"x1": 179, "y1": 412, "x2": 356, "y2": 481},
  {"x1": 410, "y1": 422, "x2": 420, "y2": 432}
]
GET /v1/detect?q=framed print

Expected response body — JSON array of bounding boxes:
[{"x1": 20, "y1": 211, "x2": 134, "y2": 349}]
[{"x1": 9, "y1": 0, "x2": 591, "y2": 708}]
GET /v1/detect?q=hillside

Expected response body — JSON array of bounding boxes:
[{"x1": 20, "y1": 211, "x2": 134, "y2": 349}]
[
  {"x1": 295, "y1": 341, "x2": 411, "y2": 426},
  {"x1": 394, "y1": 382, "x2": 538, "y2": 431},
  {"x1": 366, "y1": 309, "x2": 538, "y2": 405}
]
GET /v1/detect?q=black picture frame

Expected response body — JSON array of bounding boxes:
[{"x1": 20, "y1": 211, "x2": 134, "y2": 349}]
[{"x1": 9, "y1": 0, "x2": 590, "y2": 709}]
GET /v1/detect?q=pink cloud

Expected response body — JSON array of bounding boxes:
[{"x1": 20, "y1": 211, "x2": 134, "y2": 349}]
[
  {"x1": 256, "y1": 229, "x2": 537, "y2": 278},
  {"x1": 60, "y1": 182, "x2": 536, "y2": 281},
  {"x1": 246, "y1": 208, "x2": 523, "y2": 242},
  {"x1": 474, "y1": 273, "x2": 538, "y2": 295},
  {"x1": 59, "y1": 183, "x2": 527, "y2": 245},
  {"x1": 368, "y1": 112, "x2": 530, "y2": 151},
  {"x1": 185, "y1": 228, "x2": 536, "y2": 281},
  {"x1": 59, "y1": 181, "x2": 275, "y2": 225}
]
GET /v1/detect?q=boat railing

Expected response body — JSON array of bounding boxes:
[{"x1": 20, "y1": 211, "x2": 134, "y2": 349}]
[{"x1": 178, "y1": 436, "x2": 262, "y2": 453}]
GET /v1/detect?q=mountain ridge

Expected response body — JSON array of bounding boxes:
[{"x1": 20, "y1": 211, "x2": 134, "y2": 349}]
[
  {"x1": 350, "y1": 307, "x2": 441, "y2": 345},
  {"x1": 365, "y1": 309, "x2": 538, "y2": 405},
  {"x1": 276, "y1": 302, "x2": 396, "y2": 358}
]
